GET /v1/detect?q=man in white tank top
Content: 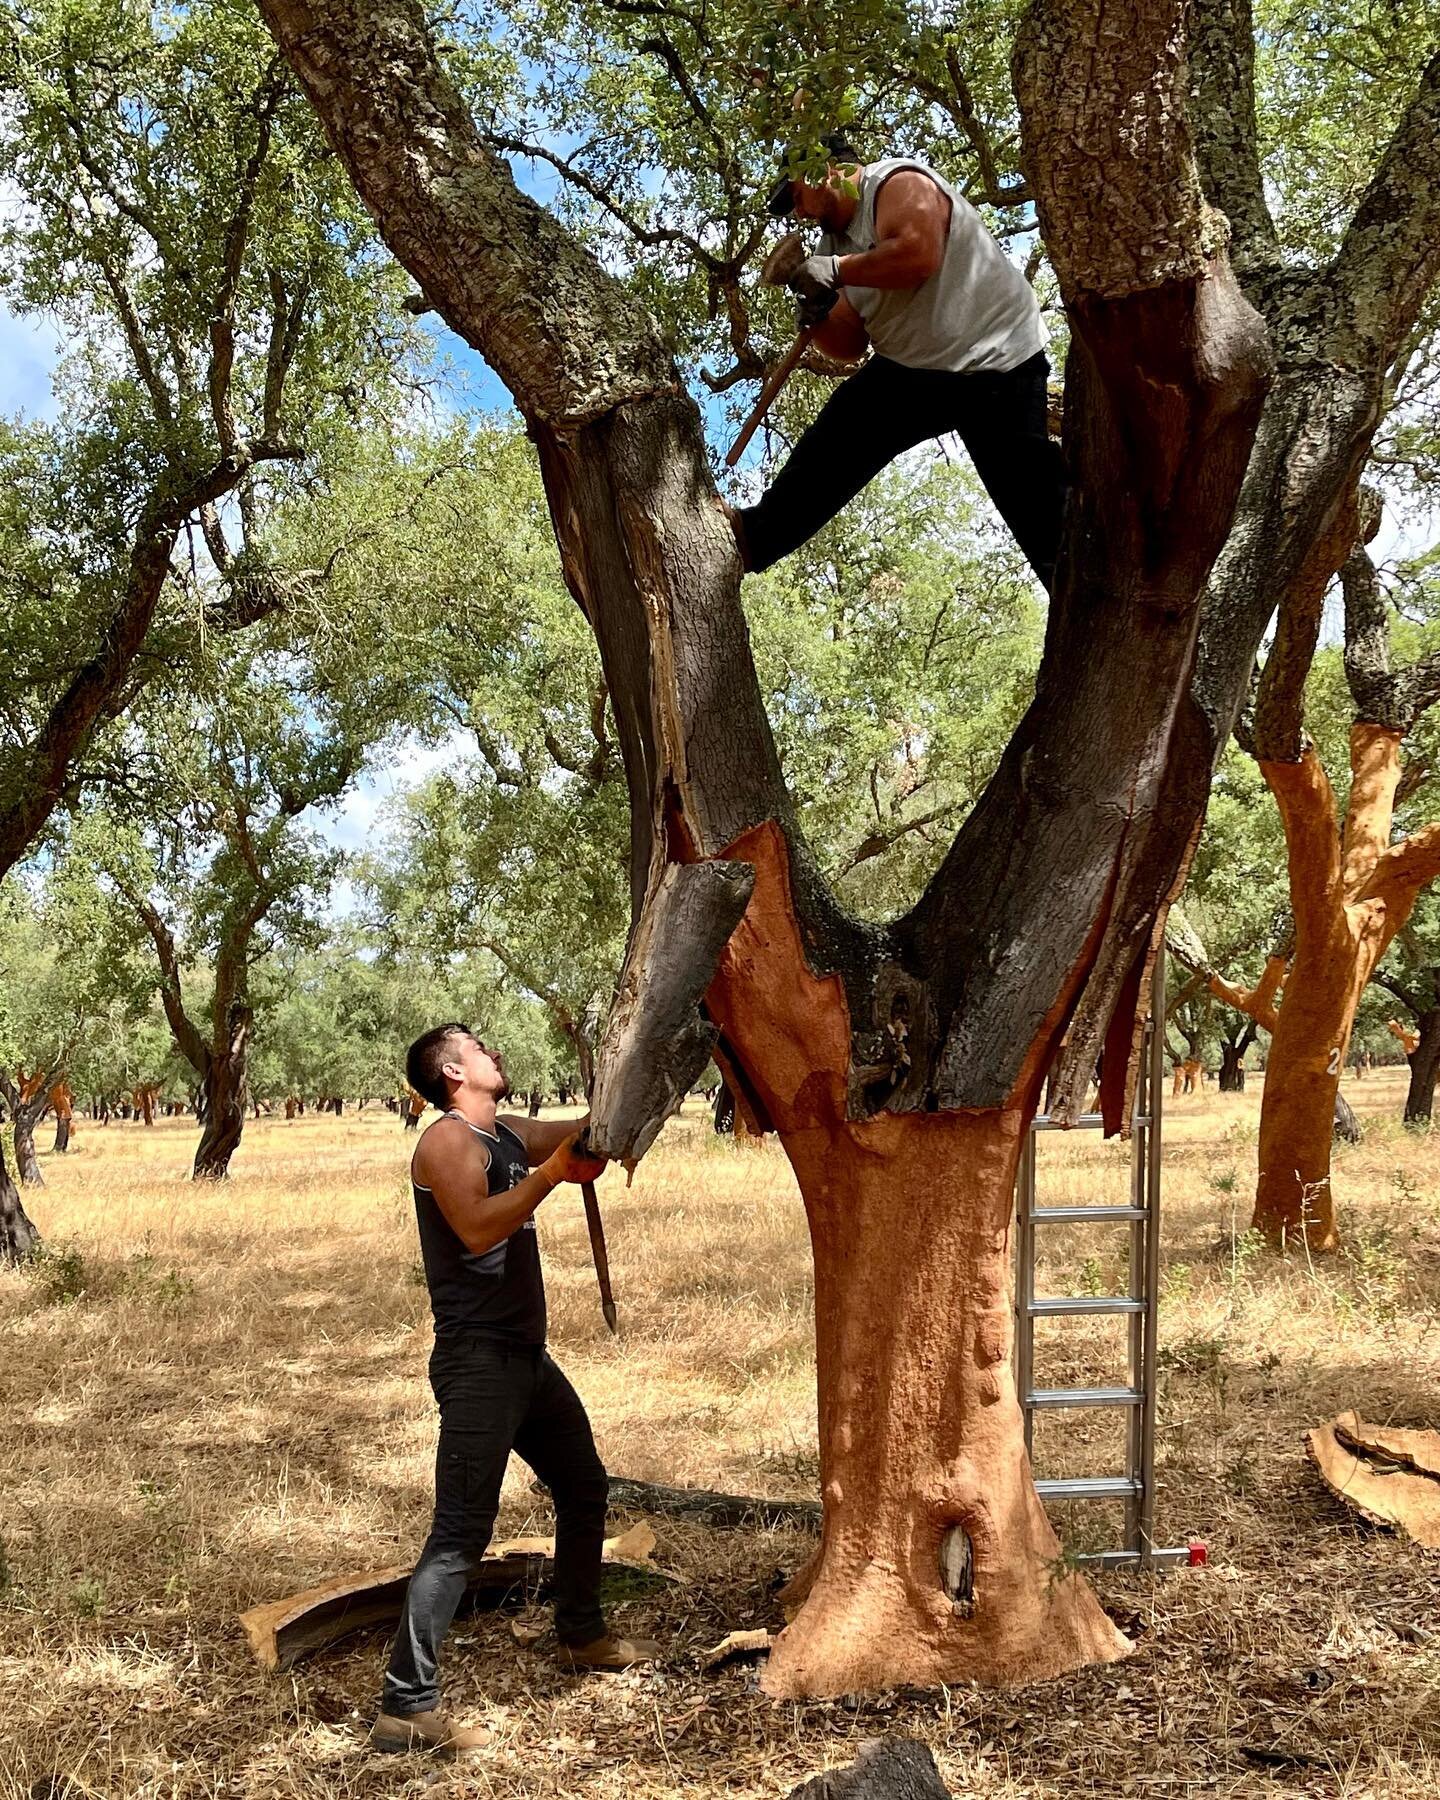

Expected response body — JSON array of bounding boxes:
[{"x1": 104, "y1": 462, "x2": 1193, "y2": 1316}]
[{"x1": 734, "y1": 137, "x2": 1065, "y2": 590}]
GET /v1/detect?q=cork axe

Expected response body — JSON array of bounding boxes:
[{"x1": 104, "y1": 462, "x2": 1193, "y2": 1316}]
[
  {"x1": 725, "y1": 231, "x2": 814, "y2": 469},
  {"x1": 580, "y1": 1181, "x2": 617, "y2": 1333}
]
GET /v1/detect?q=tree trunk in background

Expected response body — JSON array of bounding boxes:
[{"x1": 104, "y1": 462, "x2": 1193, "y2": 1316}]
[
  {"x1": 1333, "y1": 1090, "x2": 1362, "y2": 1144},
  {"x1": 192, "y1": 1008, "x2": 252, "y2": 1180},
  {"x1": 50, "y1": 1084, "x2": 74, "y2": 1154},
  {"x1": 0, "y1": 1135, "x2": 40, "y2": 1262},
  {"x1": 12, "y1": 1105, "x2": 45, "y2": 1187},
  {"x1": 1403, "y1": 1010, "x2": 1440, "y2": 1123},
  {"x1": 1255, "y1": 730, "x2": 1440, "y2": 1249},
  {"x1": 713, "y1": 1082, "x2": 736, "y2": 1136}
]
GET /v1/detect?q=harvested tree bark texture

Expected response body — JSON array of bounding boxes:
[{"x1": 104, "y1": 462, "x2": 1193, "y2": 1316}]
[{"x1": 258, "y1": 0, "x2": 1271, "y2": 1696}]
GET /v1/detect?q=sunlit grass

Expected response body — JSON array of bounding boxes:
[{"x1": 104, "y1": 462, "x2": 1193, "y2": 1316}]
[{"x1": 3, "y1": 1075, "x2": 1438, "y2": 1797}]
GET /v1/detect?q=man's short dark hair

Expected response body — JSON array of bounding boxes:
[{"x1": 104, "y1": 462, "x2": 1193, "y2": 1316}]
[
  {"x1": 406, "y1": 1022, "x2": 474, "y2": 1111},
  {"x1": 764, "y1": 131, "x2": 862, "y2": 217}
]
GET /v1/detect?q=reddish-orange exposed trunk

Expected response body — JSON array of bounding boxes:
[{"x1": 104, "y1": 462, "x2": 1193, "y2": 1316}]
[
  {"x1": 1256, "y1": 727, "x2": 1440, "y2": 1248},
  {"x1": 705, "y1": 824, "x2": 1127, "y2": 1696},
  {"x1": 1210, "y1": 955, "x2": 1285, "y2": 1034}
]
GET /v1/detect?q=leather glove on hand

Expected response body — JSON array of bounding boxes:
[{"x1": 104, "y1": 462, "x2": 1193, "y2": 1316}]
[
  {"x1": 541, "y1": 1131, "x2": 608, "y2": 1188},
  {"x1": 792, "y1": 253, "x2": 840, "y2": 328}
]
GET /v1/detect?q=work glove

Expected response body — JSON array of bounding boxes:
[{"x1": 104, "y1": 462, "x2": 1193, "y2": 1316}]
[
  {"x1": 792, "y1": 253, "x2": 841, "y2": 328},
  {"x1": 541, "y1": 1130, "x2": 608, "y2": 1187}
]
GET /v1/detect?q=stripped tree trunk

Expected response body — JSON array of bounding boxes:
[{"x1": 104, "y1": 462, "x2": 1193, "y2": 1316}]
[
  {"x1": 1194, "y1": 10, "x2": 1440, "y2": 1247},
  {"x1": 0, "y1": 1073, "x2": 51, "y2": 1189},
  {"x1": 1255, "y1": 729, "x2": 1440, "y2": 1247},
  {"x1": 258, "y1": 0, "x2": 1275, "y2": 1694}
]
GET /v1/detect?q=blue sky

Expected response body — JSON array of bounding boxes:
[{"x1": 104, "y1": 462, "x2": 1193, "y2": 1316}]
[{"x1": 0, "y1": 304, "x2": 63, "y2": 422}]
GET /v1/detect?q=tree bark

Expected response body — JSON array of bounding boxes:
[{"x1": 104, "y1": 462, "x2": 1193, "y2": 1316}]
[
  {"x1": 50, "y1": 1083, "x2": 74, "y2": 1153},
  {"x1": 0, "y1": 1133, "x2": 40, "y2": 1262},
  {"x1": 192, "y1": 1007, "x2": 252, "y2": 1180},
  {"x1": 257, "y1": 0, "x2": 1269, "y2": 1698},
  {"x1": 788, "y1": 1739, "x2": 952, "y2": 1800},
  {"x1": 1254, "y1": 729, "x2": 1440, "y2": 1248},
  {"x1": 1404, "y1": 1010, "x2": 1440, "y2": 1123},
  {"x1": 1218, "y1": 1020, "x2": 1257, "y2": 1091}
]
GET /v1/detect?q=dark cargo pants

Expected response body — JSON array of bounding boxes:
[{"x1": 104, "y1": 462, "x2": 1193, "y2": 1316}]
[
  {"x1": 380, "y1": 1338, "x2": 608, "y2": 1716},
  {"x1": 737, "y1": 349, "x2": 1064, "y2": 590}
]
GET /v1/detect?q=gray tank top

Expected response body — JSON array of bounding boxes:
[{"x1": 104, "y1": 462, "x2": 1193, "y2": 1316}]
[{"x1": 822, "y1": 158, "x2": 1045, "y2": 374}]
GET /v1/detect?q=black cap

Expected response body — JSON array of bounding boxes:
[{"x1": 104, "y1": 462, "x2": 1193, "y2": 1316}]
[{"x1": 764, "y1": 132, "x2": 860, "y2": 217}]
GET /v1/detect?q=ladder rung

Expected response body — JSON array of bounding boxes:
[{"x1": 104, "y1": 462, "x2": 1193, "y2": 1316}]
[
  {"x1": 1026, "y1": 1385, "x2": 1143, "y2": 1409},
  {"x1": 1031, "y1": 1113, "x2": 1153, "y2": 1133},
  {"x1": 1074, "y1": 1546, "x2": 1191, "y2": 1569},
  {"x1": 1028, "y1": 1296, "x2": 1144, "y2": 1317},
  {"x1": 1028, "y1": 1205, "x2": 1148, "y2": 1223},
  {"x1": 1036, "y1": 1476, "x2": 1141, "y2": 1500}
]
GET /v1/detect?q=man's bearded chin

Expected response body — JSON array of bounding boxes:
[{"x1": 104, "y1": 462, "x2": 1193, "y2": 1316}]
[{"x1": 495, "y1": 1070, "x2": 512, "y2": 1101}]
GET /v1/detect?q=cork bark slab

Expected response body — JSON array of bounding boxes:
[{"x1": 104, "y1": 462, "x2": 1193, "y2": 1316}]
[
  {"x1": 238, "y1": 1521, "x2": 667, "y2": 1671},
  {"x1": 1333, "y1": 1410, "x2": 1440, "y2": 1481},
  {"x1": 1306, "y1": 1423, "x2": 1440, "y2": 1549}
]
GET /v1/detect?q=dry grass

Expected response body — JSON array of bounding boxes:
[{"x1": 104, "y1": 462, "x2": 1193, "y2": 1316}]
[{"x1": 2, "y1": 1075, "x2": 1439, "y2": 1799}]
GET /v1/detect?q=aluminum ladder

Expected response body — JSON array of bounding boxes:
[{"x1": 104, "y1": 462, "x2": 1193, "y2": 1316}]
[{"x1": 1013, "y1": 959, "x2": 1186, "y2": 1569}]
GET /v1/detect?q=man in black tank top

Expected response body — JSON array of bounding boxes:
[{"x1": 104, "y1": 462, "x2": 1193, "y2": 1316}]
[{"x1": 370, "y1": 1023, "x2": 658, "y2": 1760}]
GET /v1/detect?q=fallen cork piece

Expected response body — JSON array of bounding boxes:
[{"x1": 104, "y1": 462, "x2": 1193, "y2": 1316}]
[
  {"x1": 788, "y1": 1738, "x2": 952, "y2": 1800},
  {"x1": 239, "y1": 1519, "x2": 670, "y2": 1671},
  {"x1": 701, "y1": 1627, "x2": 775, "y2": 1670},
  {"x1": 1306, "y1": 1416, "x2": 1440, "y2": 1550},
  {"x1": 1333, "y1": 1410, "x2": 1440, "y2": 1481}
]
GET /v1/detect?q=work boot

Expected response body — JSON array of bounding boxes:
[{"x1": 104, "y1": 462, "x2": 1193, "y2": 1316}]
[
  {"x1": 369, "y1": 1707, "x2": 492, "y2": 1758},
  {"x1": 559, "y1": 1633, "x2": 661, "y2": 1672}
]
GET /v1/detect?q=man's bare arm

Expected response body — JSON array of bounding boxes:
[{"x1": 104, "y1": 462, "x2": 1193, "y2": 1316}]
[
  {"x1": 500, "y1": 1111, "x2": 588, "y2": 1164},
  {"x1": 417, "y1": 1117, "x2": 600, "y2": 1255},
  {"x1": 837, "y1": 170, "x2": 949, "y2": 291},
  {"x1": 812, "y1": 293, "x2": 869, "y2": 362}
]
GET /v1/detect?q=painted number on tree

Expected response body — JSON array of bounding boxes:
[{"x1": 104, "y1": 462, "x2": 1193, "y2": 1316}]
[{"x1": 1327, "y1": 1048, "x2": 1341, "y2": 1075}]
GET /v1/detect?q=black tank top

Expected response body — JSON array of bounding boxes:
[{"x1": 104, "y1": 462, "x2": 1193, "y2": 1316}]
[{"x1": 413, "y1": 1115, "x2": 546, "y2": 1343}]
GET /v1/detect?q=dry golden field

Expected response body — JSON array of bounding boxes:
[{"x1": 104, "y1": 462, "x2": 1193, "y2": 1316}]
[{"x1": 2, "y1": 1072, "x2": 1438, "y2": 1800}]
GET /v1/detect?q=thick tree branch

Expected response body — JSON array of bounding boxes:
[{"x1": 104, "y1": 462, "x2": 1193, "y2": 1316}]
[
  {"x1": 111, "y1": 878, "x2": 210, "y2": 1074},
  {"x1": 1331, "y1": 50, "x2": 1440, "y2": 365},
  {"x1": 257, "y1": 0, "x2": 676, "y2": 424},
  {"x1": 1262, "y1": 750, "x2": 1343, "y2": 923},
  {"x1": 1187, "y1": 0, "x2": 1278, "y2": 276},
  {"x1": 0, "y1": 440, "x2": 305, "y2": 883},
  {"x1": 209, "y1": 66, "x2": 286, "y2": 457}
]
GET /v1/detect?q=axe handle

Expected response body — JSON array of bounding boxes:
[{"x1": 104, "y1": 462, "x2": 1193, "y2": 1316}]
[
  {"x1": 725, "y1": 327, "x2": 813, "y2": 469},
  {"x1": 581, "y1": 1179, "x2": 618, "y2": 1334}
]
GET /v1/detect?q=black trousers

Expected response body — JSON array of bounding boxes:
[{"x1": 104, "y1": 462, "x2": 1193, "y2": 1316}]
[
  {"x1": 381, "y1": 1338, "x2": 609, "y2": 1716},
  {"x1": 737, "y1": 350, "x2": 1064, "y2": 589}
]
